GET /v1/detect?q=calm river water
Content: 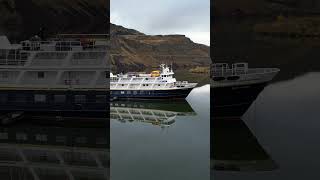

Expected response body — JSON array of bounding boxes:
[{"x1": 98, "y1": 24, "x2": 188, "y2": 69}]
[
  {"x1": 111, "y1": 85, "x2": 210, "y2": 180},
  {"x1": 212, "y1": 72, "x2": 320, "y2": 180}
]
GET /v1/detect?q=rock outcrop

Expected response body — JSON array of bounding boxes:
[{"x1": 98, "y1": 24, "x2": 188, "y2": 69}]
[{"x1": 0, "y1": 0, "x2": 108, "y2": 41}]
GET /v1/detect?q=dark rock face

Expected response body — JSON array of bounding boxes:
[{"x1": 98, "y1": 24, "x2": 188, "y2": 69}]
[
  {"x1": 110, "y1": 24, "x2": 143, "y2": 36},
  {"x1": 0, "y1": 0, "x2": 108, "y2": 41},
  {"x1": 214, "y1": 0, "x2": 320, "y2": 18}
]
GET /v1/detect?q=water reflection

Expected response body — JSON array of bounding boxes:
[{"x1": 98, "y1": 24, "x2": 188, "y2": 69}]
[
  {"x1": 212, "y1": 73, "x2": 320, "y2": 179},
  {"x1": 111, "y1": 85, "x2": 210, "y2": 180},
  {"x1": 110, "y1": 100, "x2": 196, "y2": 128},
  {"x1": 212, "y1": 117, "x2": 277, "y2": 172},
  {"x1": 0, "y1": 115, "x2": 109, "y2": 180}
]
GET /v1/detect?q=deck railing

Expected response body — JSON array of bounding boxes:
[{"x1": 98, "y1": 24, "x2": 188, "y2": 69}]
[
  {"x1": 21, "y1": 40, "x2": 107, "y2": 52},
  {"x1": 0, "y1": 51, "x2": 30, "y2": 65}
]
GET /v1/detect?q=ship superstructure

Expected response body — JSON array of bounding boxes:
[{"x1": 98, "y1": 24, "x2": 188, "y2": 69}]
[{"x1": 0, "y1": 34, "x2": 109, "y2": 114}]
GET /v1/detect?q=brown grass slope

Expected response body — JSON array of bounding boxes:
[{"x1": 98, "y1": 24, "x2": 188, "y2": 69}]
[{"x1": 110, "y1": 24, "x2": 211, "y2": 72}]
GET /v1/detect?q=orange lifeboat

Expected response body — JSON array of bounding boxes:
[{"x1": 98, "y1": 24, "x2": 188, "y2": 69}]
[{"x1": 151, "y1": 70, "x2": 160, "y2": 77}]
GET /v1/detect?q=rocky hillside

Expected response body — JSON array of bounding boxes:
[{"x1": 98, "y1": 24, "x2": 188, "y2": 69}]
[
  {"x1": 214, "y1": 0, "x2": 320, "y2": 18},
  {"x1": 110, "y1": 24, "x2": 211, "y2": 72},
  {"x1": 0, "y1": 0, "x2": 108, "y2": 41}
]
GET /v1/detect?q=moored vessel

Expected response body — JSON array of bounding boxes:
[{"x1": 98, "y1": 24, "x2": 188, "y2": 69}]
[
  {"x1": 110, "y1": 64, "x2": 197, "y2": 99},
  {"x1": 0, "y1": 34, "x2": 109, "y2": 116},
  {"x1": 211, "y1": 63, "x2": 280, "y2": 117}
]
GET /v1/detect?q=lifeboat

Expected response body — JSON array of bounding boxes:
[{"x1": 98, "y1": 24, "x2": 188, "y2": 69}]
[{"x1": 151, "y1": 70, "x2": 160, "y2": 77}]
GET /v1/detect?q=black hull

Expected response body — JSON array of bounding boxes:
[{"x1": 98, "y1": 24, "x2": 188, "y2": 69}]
[
  {"x1": 212, "y1": 82, "x2": 268, "y2": 118},
  {"x1": 110, "y1": 88, "x2": 193, "y2": 99}
]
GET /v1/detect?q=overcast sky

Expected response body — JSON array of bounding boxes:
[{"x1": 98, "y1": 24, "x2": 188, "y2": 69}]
[{"x1": 111, "y1": 0, "x2": 210, "y2": 46}]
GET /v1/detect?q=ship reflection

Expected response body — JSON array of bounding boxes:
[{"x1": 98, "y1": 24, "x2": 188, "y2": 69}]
[
  {"x1": 110, "y1": 100, "x2": 196, "y2": 128},
  {"x1": 211, "y1": 116, "x2": 277, "y2": 172},
  {"x1": 0, "y1": 116, "x2": 109, "y2": 180}
]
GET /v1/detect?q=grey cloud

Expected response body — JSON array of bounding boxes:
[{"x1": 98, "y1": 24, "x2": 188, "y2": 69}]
[{"x1": 111, "y1": 0, "x2": 210, "y2": 44}]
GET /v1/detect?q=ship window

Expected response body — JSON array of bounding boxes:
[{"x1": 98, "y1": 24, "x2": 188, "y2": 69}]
[
  {"x1": 74, "y1": 95, "x2": 86, "y2": 103},
  {"x1": 54, "y1": 95, "x2": 66, "y2": 103},
  {"x1": 96, "y1": 137, "x2": 107, "y2": 145},
  {"x1": 75, "y1": 137, "x2": 87, "y2": 144},
  {"x1": 133, "y1": 91, "x2": 137, "y2": 95},
  {"x1": 35, "y1": 134, "x2": 47, "y2": 142},
  {"x1": 16, "y1": 133, "x2": 27, "y2": 141},
  {"x1": 0, "y1": 132, "x2": 8, "y2": 140},
  {"x1": 0, "y1": 50, "x2": 6, "y2": 59},
  {"x1": 38, "y1": 72, "x2": 45, "y2": 79},
  {"x1": 96, "y1": 95, "x2": 106, "y2": 103},
  {"x1": 12, "y1": 94, "x2": 27, "y2": 103},
  {"x1": 71, "y1": 42, "x2": 81, "y2": 46},
  {"x1": 34, "y1": 94, "x2": 46, "y2": 103},
  {"x1": 127, "y1": 91, "x2": 131, "y2": 94},
  {"x1": 121, "y1": 91, "x2": 125, "y2": 94},
  {"x1": 56, "y1": 136, "x2": 66, "y2": 143},
  {"x1": 0, "y1": 72, "x2": 8, "y2": 79},
  {"x1": 0, "y1": 94, "x2": 8, "y2": 103}
]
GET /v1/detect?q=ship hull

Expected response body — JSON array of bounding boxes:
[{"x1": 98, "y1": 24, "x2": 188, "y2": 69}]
[
  {"x1": 110, "y1": 87, "x2": 194, "y2": 99},
  {"x1": 0, "y1": 90, "x2": 109, "y2": 117},
  {"x1": 212, "y1": 82, "x2": 268, "y2": 118}
]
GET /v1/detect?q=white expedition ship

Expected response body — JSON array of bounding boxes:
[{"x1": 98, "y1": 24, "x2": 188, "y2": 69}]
[{"x1": 110, "y1": 64, "x2": 197, "y2": 99}]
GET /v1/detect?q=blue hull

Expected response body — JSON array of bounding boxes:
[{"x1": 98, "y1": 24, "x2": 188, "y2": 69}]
[
  {"x1": 110, "y1": 88, "x2": 194, "y2": 99},
  {"x1": 0, "y1": 90, "x2": 108, "y2": 116}
]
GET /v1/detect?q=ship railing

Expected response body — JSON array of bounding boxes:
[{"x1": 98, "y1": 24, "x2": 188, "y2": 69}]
[
  {"x1": 211, "y1": 67, "x2": 279, "y2": 80},
  {"x1": 63, "y1": 79, "x2": 87, "y2": 85},
  {"x1": 176, "y1": 81, "x2": 189, "y2": 85},
  {"x1": 0, "y1": 52, "x2": 30, "y2": 66},
  {"x1": 33, "y1": 52, "x2": 68, "y2": 60},
  {"x1": 71, "y1": 52, "x2": 107, "y2": 60},
  {"x1": 20, "y1": 40, "x2": 107, "y2": 52},
  {"x1": 212, "y1": 62, "x2": 280, "y2": 75},
  {"x1": 247, "y1": 68, "x2": 279, "y2": 74},
  {"x1": 21, "y1": 40, "x2": 81, "y2": 51},
  {"x1": 110, "y1": 76, "x2": 162, "y2": 81}
]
